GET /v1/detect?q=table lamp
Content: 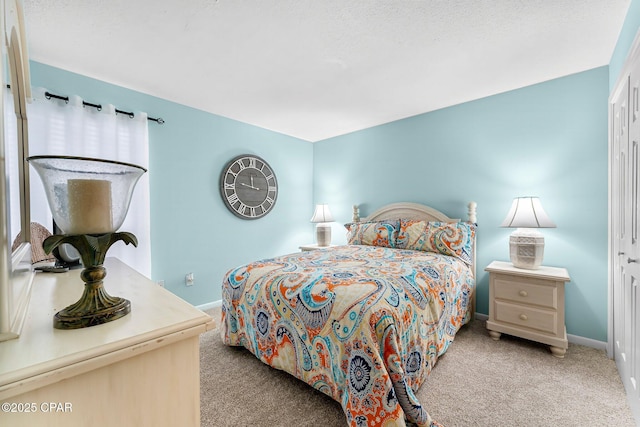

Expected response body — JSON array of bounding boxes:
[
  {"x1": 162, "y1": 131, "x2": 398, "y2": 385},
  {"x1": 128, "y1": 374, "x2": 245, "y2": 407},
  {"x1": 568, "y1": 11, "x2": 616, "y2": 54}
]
[
  {"x1": 501, "y1": 196, "x2": 556, "y2": 270},
  {"x1": 28, "y1": 155, "x2": 146, "y2": 329},
  {"x1": 310, "y1": 204, "x2": 333, "y2": 246}
]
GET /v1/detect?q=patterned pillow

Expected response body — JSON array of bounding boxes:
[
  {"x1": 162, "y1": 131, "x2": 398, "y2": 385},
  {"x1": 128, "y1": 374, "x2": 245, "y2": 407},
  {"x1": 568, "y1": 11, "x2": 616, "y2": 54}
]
[
  {"x1": 396, "y1": 219, "x2": 476, "y2": 264},
  {"x1": 345, "y1": 220, "x2": 399, "y2": 248},
  {"x1": 395, "y1": 219, "x2": 427, "y2": 249}
]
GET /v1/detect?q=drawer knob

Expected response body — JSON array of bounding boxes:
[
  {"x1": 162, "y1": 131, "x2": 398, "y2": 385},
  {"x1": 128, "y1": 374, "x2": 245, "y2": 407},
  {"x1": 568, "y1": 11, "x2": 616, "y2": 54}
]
[
  {"x1": 519, "y1": 290, "x2": 528, "y2": 297},
  {"x1": 519, "y1": 314, "x2": 528, "y2": 321}
]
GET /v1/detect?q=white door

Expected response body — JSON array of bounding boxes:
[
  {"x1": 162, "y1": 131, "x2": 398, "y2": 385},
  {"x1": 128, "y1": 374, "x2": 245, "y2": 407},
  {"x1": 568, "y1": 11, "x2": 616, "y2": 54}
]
[
  {"x1": 612, "y1": 49, "x2": 640, "y2": 420},
  {"x1": 629, "y1": 57, "x2": 640, "y2": 414},
  {"x1": 612, "y1": 75, "x2": 629, "y2": 371}
]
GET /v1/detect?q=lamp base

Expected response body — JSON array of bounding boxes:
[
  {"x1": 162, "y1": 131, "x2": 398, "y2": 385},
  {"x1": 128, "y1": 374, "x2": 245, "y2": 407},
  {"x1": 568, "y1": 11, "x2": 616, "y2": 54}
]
[
  {"x1": 509, "y1": 228, "x2": 545, "y2": 270},
  {"x1": 316, "y1": 223, "x2": 332, "y2": 247},
  {"x1": 43, "y1": 232, "x2": 138, "y2": 330},
  {"x1": 53, "y1": 265, "x2": 131, "y2": 329},
  {"x1": 54, "y1": 300, "x2": 130, "y2": 329}
]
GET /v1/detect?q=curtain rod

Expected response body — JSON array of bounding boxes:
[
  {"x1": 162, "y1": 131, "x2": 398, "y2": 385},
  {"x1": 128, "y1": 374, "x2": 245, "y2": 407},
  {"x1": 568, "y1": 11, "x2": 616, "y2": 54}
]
[
  {"x1": 4, "y1": 85, "x2": 164, "y2": 124},
  {"x1": 43, "y1": 91, "x2": 165, "y2": 124}
]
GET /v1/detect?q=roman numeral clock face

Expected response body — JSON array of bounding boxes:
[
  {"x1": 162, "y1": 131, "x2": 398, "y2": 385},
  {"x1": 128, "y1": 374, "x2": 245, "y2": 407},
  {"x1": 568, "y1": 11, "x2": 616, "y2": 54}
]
[{"x1": 220, "y1": 155, "x2": 278, "y2": 219}]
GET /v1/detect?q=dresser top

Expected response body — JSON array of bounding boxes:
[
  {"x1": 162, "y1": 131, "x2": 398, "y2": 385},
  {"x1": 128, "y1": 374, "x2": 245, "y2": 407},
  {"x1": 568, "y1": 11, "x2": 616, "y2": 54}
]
[
  {"x1": 485, "y1": 260, "x2": 571, "y2": 281},
  {"x1": 0, "y1": 258, "x2": 212, "y2": 389}
]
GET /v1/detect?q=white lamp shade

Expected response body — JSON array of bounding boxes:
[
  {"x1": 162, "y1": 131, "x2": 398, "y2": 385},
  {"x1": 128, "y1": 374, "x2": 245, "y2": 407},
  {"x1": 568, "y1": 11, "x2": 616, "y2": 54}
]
[
  {"x1": 310, "y1": 204, "x2": 334, "y2": 223},
  {"x1": 501, "y1": 197, "x2": 556, "y2": 229}
]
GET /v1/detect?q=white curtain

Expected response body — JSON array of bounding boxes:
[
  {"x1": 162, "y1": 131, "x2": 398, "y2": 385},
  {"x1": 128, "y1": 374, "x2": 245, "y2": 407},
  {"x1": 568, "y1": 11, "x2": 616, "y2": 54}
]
[{"x1": 27, "y1": 87, "x2": 151, "y2": 277}]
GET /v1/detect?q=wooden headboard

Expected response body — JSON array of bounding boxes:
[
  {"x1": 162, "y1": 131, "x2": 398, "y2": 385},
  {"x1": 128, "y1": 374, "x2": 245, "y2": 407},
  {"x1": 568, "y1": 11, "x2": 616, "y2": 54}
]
[
  {"x1": 353, "y1": 201, "x2": 477, "y2": 224},
  {"x1": 352, "y1": 201, "x2": 478, "y2": 318}
]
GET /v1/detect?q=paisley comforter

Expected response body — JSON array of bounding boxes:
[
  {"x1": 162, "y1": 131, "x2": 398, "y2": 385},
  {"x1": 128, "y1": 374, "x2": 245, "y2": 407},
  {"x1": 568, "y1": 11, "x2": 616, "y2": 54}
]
[{"x1": 221, "y1": 245, "x2": 474, "y2": 426}]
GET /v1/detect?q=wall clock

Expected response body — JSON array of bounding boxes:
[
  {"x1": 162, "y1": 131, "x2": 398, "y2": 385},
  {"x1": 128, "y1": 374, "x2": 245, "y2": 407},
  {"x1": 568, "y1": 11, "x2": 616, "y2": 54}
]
[{"x1": 219, "y1": 154, "x2": 278, "y2": 220}]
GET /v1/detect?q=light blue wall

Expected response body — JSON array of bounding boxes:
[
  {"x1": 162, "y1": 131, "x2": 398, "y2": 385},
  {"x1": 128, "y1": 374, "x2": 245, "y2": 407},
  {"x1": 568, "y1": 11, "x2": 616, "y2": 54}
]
[
  {"x1": 29, "y1": 62, "x2": 314, "y2": 306},
  {"x1": 29, "y1": 62, "x2": 611, "y2": 341},
  {"x1": 313, "y1": 67, "x2": 610, "y2": 341},
  {"x1": 609, "y1": 0, "x2": 640, "y2": 90}
]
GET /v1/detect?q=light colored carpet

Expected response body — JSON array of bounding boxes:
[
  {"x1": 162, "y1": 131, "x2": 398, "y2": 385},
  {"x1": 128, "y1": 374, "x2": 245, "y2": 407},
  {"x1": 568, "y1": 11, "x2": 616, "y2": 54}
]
[{"x1": 200, "y1": 308, "x2": 636, "y2": 426}]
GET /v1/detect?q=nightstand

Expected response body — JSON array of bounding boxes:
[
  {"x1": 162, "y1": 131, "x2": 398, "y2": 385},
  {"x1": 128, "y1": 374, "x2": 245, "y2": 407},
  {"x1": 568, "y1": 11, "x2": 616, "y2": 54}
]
[
  {"x1": 299, "y1": 244, "x2": 336, "y2": 251},
  {"x1": 485, "y1": 260, "x2": 571, "y2": 358}
]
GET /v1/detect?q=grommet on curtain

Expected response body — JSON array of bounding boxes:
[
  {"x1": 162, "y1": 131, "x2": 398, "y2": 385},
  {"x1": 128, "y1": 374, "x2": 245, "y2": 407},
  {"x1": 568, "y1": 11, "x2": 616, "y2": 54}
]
[
  {"x1": 44, "y1": 91, "x2": 69, "y2": 104},
  {"x1": 83, "y1": 101, "x2": 102, "y2": 111},
  {"x1": 116, "y1": 109, "x2": 135, "y2": 119}
]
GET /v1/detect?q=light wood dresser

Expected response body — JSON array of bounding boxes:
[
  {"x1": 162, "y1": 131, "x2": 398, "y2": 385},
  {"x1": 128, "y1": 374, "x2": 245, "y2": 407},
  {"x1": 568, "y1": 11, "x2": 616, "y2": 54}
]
[
  {"x1": 0, "y1": 258, "x2": 214, "y2": 426},
  {"x1": 485, "y1": 260, "x2": 571, "y2": 358}
]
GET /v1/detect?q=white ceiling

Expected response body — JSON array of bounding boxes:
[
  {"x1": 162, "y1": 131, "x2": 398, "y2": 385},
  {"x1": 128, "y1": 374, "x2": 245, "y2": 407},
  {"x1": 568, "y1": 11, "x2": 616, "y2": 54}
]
[{"x1": 22, "y1": 0, "x2": 631, "y2": 142}]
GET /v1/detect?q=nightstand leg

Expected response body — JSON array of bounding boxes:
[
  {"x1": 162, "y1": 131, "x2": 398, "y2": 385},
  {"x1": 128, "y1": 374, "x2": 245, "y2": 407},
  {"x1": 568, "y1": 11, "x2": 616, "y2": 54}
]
[
  {"x1": 488, "y1": 330, "x2": 501, "y2": 341},
  {"x1": 550, "y1": 346, "x2": 566, "y2": 359}
]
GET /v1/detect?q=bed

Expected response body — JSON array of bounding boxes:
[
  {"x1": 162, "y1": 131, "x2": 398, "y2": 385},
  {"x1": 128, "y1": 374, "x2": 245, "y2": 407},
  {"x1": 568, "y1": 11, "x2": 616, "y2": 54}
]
[{"x1": 221, "y1": 202, "x2": 477, "y2": 427}]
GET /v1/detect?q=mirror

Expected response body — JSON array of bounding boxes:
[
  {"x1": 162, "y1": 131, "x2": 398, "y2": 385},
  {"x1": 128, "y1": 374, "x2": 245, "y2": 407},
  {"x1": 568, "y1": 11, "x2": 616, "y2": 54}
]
[{"x1": 0, "y1": 0, "x2": 33, "y2": 341}]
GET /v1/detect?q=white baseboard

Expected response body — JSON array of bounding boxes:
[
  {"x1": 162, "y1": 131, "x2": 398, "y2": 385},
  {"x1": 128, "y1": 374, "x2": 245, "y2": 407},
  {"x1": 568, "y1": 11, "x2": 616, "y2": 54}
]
[
  {"x1": 197, "y1": 300, "x2": 221, "y2": 311},
  {"x1": 567, "y1": 334, "x2": 607, "y2": 351},
  {"x1": 473, "y1": 312, "x2": 606, "y2": 350},
  {"x1": 474, "y1": 312, "x2": 488, "y2": 321}
]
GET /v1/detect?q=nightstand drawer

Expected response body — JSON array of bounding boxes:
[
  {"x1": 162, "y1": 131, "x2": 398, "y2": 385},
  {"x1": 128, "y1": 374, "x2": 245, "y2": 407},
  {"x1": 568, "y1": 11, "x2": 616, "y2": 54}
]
[
  {"x1": 493, "y1": 275, "x2": 557, "y2": 309},
  {"x1": 494, "y1": 300, "x2": 559, "y2": 335}
]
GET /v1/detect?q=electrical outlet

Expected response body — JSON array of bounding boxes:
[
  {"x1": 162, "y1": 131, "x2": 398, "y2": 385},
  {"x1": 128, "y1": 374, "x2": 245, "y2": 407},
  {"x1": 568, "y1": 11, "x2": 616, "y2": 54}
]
[
  {"x1": 157, "y1": 280, "x2": 165, "y2": 288},
  {"x1": 185, "y1": 273, "x2": 194, "y2": 286}
]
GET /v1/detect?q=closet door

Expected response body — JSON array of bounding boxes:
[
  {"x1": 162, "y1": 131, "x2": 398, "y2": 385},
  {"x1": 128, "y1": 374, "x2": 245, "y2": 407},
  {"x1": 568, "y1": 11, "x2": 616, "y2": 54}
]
[
  {"x1": 628, "y1": 56, "x2": 640, "y2": 415},
  {"x1": 611, "y1": 41, "x2": 640, "y2": 422},
  {"x1": 612, "y1": 76, "x2": 632, "y2": 378}
]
